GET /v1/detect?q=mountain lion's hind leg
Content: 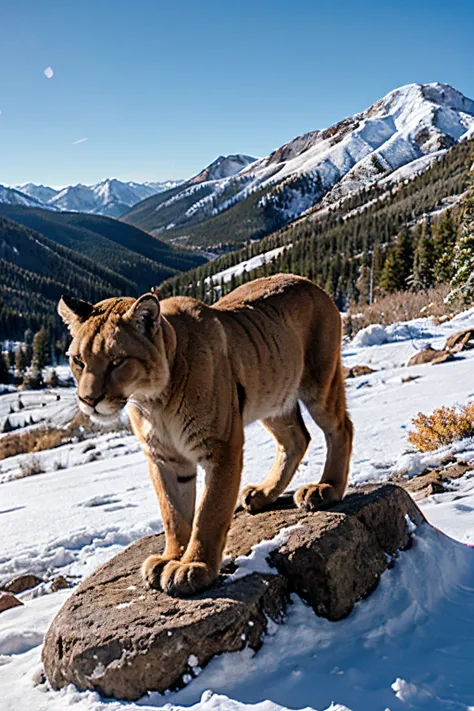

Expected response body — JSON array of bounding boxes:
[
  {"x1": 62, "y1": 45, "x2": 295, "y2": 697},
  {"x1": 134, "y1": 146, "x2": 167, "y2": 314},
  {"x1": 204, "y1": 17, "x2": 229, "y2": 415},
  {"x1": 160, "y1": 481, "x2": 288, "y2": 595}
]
[
  {"x1": 142, "y1": 460, "x2": 196, "y2": 590},
  {"x1": 295, "y1": 366, "x2": 353, "y2": 511},
  {"x1": 241, "y1": 404, "x2": 311, "y2": 513}
]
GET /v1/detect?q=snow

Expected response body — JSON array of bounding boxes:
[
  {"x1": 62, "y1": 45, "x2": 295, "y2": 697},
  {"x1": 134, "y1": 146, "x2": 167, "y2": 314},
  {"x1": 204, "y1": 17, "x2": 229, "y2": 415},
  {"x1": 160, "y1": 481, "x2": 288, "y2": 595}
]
[
  {"x1": 226, "y1": 525, "x2": 301, "y2": 582},
  {"x1": 2, "y1": 307, "x2": 474, "y2": 710},
  {"x1": 206, "y1": 246, "x2": 290, "y2": 285}
]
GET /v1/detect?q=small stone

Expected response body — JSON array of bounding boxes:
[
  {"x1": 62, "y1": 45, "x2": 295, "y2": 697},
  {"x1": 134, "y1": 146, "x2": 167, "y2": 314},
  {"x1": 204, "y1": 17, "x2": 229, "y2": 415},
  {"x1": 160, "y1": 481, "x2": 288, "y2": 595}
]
[
  {"x1": 349, "y1": 365, "x2": 376, "y2": 378},
  {"x1": 0, "y1": 592, "x2": 23, "y2": 613},
  {"x1": 51, "y1": 576, "x2": 70, "y2": 592},
  {"x1": 3, "y1": 574, "x2": 43, "y2": 594}
]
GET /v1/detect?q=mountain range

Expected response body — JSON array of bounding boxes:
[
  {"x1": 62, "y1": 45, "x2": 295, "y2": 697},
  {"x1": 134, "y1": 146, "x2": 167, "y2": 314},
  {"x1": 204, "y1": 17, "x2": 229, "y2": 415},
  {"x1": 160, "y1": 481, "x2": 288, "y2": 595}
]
[
  {"x1": 0, "y1": 178, "x2": 184, "y2": 219},
  {"x1": 122, "y1": 83, "x2": 474, "y2": 248}
]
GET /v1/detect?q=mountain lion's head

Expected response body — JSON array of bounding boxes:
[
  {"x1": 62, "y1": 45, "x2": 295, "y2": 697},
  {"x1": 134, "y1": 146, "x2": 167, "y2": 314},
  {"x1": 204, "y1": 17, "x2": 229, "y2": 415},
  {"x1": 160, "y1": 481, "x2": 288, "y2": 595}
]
[{"x1": 58, "y1": 293, "x2": 170, "y2": 424}]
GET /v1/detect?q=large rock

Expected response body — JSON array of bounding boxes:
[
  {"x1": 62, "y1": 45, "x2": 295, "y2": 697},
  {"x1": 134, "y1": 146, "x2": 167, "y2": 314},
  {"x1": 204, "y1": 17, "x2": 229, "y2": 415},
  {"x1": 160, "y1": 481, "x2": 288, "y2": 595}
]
[{"x1": 43, "y1": 485, "x2": 423, "y2": 701}]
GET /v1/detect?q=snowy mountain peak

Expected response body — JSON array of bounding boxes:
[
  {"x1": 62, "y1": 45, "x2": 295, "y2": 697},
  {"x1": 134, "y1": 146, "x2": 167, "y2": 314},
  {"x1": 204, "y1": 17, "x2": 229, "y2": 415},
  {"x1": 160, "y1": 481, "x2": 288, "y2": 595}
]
[
  {"x1": 2, "y1": 178, "x2": 184, "y2": 218},
  {"x1": 190, "y1": 154, "x2": 258, "y2": 183},
  {"x1": 374, "y1": 82, "x2": 474, "y2": 118}
]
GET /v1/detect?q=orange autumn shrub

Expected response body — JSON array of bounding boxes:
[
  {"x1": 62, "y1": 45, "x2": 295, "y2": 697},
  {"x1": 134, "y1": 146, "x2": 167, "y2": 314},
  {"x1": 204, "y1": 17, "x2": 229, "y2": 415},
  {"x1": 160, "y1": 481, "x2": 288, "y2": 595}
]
[{"x1": 408, "y1": 403, "x2": 474, "y2": 452}]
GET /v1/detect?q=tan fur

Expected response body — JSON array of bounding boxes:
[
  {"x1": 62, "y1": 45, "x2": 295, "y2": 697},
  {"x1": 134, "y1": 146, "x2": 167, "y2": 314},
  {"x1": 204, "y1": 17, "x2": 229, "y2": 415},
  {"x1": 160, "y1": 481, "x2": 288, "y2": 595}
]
[{"x1": 58, "y1": 275, "x2": 353, "y2": 597}]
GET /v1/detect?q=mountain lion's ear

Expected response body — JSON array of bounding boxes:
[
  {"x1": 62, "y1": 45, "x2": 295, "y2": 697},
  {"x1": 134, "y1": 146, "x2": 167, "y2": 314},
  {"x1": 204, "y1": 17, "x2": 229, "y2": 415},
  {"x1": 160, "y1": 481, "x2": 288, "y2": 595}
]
[
  {"x1": 58, "y1": 295, "x2": 94, "y2": 334},
  {"x1": 124, "y1": 293, "x2": 160, "y2": 336}
]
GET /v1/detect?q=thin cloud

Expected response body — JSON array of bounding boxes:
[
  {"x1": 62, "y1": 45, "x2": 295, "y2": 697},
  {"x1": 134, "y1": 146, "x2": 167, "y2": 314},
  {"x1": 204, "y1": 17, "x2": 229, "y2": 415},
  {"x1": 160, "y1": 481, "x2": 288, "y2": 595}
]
[
  {"x1": 72, "y1": 137, "x2": 88, "y2": 145},
  {"x1": 44, "y1": 66, "x2": 54, "y2": 79}
]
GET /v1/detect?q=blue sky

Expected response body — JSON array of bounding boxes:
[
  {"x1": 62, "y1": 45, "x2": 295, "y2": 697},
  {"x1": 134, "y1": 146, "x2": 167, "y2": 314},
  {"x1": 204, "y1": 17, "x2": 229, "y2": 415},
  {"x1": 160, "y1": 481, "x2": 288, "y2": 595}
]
[{"x1": 1, "y1": 0, "x2": 473, "y2": 186}]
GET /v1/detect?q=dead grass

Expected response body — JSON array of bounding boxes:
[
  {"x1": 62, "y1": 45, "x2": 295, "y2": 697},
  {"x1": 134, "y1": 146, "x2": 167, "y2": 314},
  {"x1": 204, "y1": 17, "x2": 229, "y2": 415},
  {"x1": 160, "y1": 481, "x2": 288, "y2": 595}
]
[
  {"x1": 408, "y1": 403, "x2": 474, "y2": 452},
  {"x1": 0, "y1": 408, "x2": 130, "y2": 462},
  {"x1": 0, "y1": 427, "x2": 72, "y2": 461},
  {"x1": 345, "y1": 285, "x2": 453, "y2": 338}
]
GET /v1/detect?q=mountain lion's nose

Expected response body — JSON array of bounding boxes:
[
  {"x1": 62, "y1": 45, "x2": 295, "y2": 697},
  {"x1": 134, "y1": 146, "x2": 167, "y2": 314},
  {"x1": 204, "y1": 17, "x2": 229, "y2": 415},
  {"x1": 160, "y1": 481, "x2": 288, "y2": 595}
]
[{"x1": 80, "y1": 395, "x2": 103, "y2": 408}]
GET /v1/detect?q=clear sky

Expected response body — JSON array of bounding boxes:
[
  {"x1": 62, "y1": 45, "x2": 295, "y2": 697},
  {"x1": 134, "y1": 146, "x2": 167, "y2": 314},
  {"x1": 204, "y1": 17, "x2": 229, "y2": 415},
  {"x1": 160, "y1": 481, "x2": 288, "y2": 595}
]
[{"x1": 1, "y1": 0, "x2": 473, "y2": 187}]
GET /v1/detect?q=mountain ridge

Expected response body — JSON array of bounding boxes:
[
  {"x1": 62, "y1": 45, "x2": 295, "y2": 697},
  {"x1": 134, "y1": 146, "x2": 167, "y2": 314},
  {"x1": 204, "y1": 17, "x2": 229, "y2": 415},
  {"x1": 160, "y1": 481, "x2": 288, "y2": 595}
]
[
  {"x1": 122, "y1": 82, "x2": 474, "y2": 248},
  {"x1": 7, "y1": 178, "x2": 184, "y2": 219}
]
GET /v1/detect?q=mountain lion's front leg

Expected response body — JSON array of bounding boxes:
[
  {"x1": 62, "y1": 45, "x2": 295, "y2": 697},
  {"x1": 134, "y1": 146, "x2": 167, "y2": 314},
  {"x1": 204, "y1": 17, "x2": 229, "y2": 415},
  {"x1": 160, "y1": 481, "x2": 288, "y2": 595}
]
[
  {"x1": 160, "y1": 418, "x2": 244, "y2": 597},
  {"x1": 142, "y1": 460, "x2": 197, "y2": 589}
]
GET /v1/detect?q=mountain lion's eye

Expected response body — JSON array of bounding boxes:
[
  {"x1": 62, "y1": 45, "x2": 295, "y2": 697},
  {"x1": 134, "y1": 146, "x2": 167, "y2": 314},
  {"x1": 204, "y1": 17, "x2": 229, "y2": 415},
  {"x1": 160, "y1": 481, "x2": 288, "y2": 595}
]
[
  {"x1": 73, "y1": 356, "x2": 84, "y2": 369},
  {"x1": 111, "y1": 358, "x2": 125, "y2": 369}
]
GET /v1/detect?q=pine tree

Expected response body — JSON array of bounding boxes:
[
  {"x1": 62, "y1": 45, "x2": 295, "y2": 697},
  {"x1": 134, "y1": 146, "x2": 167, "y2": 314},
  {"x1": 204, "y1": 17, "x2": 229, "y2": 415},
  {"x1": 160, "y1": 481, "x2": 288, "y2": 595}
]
[
  {"x1": 434, "y1": 210, "x2": 457, "y2": 283},
  {"x1": 32, "y1": 328, "x2": 51, "y2": 370},
  {"x1": 15, "y1": 345, "x2": 27, "y2": 375},
  {"x1": 411, "y1": 220, "x2": 434, "y2": 291},
  {"x1": 380, "y1": 228, "x2": 414, "y2": 292},
  {"x1": 24, "y1": 329, "x2": 34, "y2": 366},
  {"x1": 356, "y1": 264, "x2": 371, "y2": 305},
  {"x1": 449, "y1": 192, "x2": 474, "y2": 305},
  {"x1": 0, "y1": 352, "x2": 10, "y2": 384}
]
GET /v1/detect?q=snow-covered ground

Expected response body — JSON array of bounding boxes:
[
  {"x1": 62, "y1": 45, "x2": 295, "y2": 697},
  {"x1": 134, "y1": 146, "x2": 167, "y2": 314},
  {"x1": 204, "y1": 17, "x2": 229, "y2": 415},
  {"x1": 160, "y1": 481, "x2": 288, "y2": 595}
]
[{"x1": 2, "y1": 308, "x2": 474, "y2": 710}]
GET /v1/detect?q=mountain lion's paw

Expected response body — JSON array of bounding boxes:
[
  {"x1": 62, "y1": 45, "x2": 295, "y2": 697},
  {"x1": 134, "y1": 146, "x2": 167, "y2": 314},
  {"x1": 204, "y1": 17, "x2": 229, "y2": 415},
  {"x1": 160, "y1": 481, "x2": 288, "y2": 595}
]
[
  {"x1": 294, "y1": 483, "x2": 340, "y2": 512},
  {"x1": 241, "y1": 485, "x2": 274, "y2": 513},
  {"x1": 160, "y1": 561, "x2": 216, "y2": 597},
  {"x1": 142, "y1": 554, "x2": 175, "y2": 590}
]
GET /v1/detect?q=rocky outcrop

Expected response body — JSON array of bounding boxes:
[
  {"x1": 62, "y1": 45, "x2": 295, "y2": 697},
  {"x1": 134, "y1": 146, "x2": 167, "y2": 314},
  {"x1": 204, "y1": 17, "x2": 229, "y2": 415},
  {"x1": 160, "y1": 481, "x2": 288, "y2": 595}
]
[
  {"x1": 42, "y1": 485, "x2": 423, "y2": 702},
  {"x1": 402, "y1": 461, "x2": 473, "y2": 499},
  {"x1": 444, "y1": 328, "x2": 474, "y2": 353},
  {"x1": 407, "y1": 347, "x2": 455, "y2": 366}
]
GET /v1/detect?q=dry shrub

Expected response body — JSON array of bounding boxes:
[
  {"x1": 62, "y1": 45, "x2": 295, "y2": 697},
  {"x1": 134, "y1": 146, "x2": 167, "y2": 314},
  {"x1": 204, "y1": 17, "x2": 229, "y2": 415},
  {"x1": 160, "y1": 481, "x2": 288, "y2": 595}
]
[
  {"x1": 408, "y1": 403, "x2": 474, "y2": 452},
  {"x1": 0, "y1": 410, "x2": 129, "y2": 462},
  {"x1": 346, "y1": 284, "x2": 452, "y2": 338},
  {"x1": 19, "y1": 456, "x2": 44, "y2": 478},
  {"x1": 0, "y1": 427, "x2": 71, "y2": 461}
]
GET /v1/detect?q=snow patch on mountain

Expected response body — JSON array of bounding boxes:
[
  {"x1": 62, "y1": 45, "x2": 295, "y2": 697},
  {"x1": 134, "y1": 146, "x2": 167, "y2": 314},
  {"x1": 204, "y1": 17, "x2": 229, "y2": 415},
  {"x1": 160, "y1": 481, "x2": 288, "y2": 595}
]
[{"x1": 206, "y1": 245, "x2": 290, "y2": 285}]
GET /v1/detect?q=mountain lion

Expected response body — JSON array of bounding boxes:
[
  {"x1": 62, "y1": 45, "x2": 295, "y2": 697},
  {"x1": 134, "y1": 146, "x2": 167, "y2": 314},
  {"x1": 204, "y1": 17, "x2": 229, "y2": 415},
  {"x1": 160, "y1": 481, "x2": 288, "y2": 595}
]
[{"x1": 58, "y1": 274, "x2": 353, "y2": 597}]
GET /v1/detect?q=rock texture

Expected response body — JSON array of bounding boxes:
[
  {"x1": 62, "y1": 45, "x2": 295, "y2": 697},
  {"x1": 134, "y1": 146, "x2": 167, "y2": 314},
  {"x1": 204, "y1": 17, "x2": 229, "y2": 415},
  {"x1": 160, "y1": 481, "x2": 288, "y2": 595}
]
[{"x1": 43, "y1": 484, "x2": 423, "y2": 701}]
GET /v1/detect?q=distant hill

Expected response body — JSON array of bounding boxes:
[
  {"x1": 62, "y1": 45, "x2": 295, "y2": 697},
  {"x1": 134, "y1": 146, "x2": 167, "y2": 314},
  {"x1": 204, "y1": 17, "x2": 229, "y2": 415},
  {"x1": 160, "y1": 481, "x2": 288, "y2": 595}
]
[
  {"x1": 0, "y1": 207, "x2": 206, "y2": 340},
  {"x1": 0, "y1": 204, "x2": 205, "y2": 295},
  {"x1": 122, "y1": 83, "x2": 474, "y2": 250},
  {"x1": 0, "y1": 217, "x2": 138, "y2": 339}
]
